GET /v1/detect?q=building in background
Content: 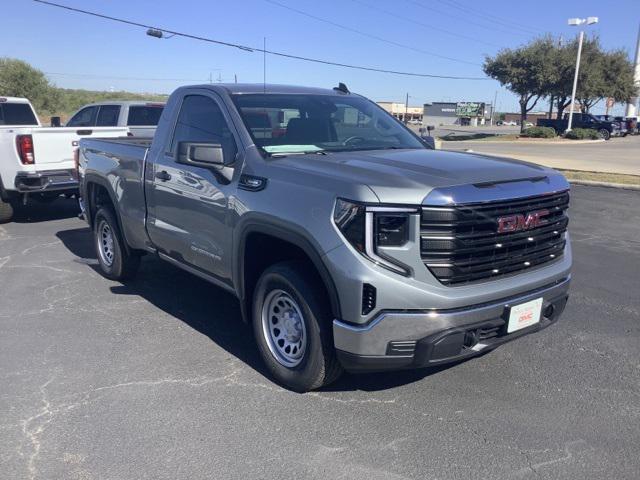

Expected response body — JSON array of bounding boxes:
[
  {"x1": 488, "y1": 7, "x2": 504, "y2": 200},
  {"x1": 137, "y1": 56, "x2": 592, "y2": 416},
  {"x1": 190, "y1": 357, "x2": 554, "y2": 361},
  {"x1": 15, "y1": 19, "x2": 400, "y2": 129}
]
[
  {"x1": 422, "y1": 101, "x2": 493, "y2": 127},
  {"x1": 376, "y1": 101, "x2": 423, "y2": 122},
  {"x1": 501, "y1": 111, "x2": 555, "y2": 125}
]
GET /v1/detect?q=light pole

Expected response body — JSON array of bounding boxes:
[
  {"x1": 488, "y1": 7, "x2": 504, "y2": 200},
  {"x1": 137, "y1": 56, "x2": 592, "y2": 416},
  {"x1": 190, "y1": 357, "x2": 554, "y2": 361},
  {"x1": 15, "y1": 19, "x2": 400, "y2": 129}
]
[{"x1": 566, "y1": 17, "x2": 598, "y2": 133}]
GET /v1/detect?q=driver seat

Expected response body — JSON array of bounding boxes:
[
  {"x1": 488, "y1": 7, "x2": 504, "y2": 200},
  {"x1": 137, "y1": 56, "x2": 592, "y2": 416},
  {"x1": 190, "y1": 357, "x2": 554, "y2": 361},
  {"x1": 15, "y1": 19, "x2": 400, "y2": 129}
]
[{"x1": 285, "y1": 117, "x2": 334, "y2": 144}]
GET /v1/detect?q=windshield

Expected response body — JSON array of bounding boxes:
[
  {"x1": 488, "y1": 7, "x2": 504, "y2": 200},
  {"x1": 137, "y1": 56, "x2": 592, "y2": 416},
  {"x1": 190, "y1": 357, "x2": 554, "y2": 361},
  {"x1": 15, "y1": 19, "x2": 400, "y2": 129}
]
[{"x1": 232, "y1": 93, "x2": 425, "y2": 155}]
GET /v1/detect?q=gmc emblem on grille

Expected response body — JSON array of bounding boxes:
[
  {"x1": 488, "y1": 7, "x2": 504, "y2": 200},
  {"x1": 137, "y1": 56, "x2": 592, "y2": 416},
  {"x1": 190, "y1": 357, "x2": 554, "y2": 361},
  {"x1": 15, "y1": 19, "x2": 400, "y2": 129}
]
[{"x1": 497, "y1": 209, "x2": 550, "y2": 233}]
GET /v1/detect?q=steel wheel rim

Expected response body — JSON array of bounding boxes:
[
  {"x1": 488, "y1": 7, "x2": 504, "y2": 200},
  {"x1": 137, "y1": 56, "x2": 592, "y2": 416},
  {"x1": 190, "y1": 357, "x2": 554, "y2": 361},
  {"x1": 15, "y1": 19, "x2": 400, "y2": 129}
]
[
  {"x1": 261, "y1": 289, "x2": 307, "y2": 367},
  {"x1": 98, "y1": 221, "x2": 115, "y2": 267}
]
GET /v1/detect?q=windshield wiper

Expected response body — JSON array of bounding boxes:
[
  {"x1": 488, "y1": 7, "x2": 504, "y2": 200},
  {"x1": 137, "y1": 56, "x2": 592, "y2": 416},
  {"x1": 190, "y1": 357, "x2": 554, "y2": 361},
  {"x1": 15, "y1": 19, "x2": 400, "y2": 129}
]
[{"x1": 267, "y1": 149, "x2": 327, "y2": 158}]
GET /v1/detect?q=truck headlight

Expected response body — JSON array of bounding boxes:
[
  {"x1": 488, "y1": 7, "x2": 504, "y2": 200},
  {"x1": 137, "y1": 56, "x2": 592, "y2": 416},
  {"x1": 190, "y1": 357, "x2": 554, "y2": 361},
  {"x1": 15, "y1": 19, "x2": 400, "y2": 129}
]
[{"x1": 334, "y1": 199, "x2": 417, "y2": 275}]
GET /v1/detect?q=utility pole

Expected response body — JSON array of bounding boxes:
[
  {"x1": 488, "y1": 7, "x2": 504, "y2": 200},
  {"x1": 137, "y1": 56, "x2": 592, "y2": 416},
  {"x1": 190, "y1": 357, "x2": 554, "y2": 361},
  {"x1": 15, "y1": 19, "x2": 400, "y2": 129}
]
[
  {"x1": 625, "y1": 23, "x2": 640, "y2": 117},
  {"x1": 405, "y1": 92, "x2": 409, "y2": 124},
  {"x1": 491, "y1": 90, "x2": 497, "y2": 125}
]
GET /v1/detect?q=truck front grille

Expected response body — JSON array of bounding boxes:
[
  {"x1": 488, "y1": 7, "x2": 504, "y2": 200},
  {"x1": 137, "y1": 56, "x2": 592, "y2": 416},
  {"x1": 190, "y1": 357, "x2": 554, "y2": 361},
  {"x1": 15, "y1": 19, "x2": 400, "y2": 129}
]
[{"x1": 420, "y1": 191, "x2": 569, "y2": 285}]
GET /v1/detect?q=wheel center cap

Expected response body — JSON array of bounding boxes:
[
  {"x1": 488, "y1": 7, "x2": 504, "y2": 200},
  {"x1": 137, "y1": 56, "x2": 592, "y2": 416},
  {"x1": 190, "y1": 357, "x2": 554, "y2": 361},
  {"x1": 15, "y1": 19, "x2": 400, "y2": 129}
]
[{"x1": 282, "y1": 311, "x2": 301, "y2": 342}]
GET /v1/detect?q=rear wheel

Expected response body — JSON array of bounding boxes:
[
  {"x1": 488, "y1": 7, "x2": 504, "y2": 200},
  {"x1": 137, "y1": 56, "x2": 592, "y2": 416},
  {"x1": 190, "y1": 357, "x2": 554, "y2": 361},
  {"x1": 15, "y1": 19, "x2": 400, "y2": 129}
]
[
  {"x1": 252, "y1": 261, "x2": 342, "y2": 392},
  {"x1": 0, "y1": 198, "x2": 14, "y2": 223},
  {"x1": 598, "y1": 128, "x2": 611, "y2": 140},
  {"x1": 94, "y1": 207, "x2": 140, "y2": 280}
]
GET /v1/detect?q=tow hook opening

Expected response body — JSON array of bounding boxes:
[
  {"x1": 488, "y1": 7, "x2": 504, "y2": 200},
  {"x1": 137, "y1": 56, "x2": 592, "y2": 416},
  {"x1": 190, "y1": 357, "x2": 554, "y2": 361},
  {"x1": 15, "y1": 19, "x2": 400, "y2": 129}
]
[{"x1": 543, "y1": 304, "x2": 555, "y2": 319}]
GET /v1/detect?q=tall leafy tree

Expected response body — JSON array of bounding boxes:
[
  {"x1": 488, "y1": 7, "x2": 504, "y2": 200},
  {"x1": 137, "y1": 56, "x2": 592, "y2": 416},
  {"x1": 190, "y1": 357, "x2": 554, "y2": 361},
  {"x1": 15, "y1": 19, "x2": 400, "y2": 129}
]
[
  {"x1": 0, "y1": 58, "x2": 59, "y2": 114},
  {"x1": 484, "y1": 38, "x2": 557, "y2": 132}
]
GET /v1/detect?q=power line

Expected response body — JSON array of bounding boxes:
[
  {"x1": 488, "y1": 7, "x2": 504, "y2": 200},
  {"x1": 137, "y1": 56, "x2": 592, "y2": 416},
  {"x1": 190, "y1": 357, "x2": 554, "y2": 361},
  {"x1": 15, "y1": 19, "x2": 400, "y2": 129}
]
[
  {"x1": 402, "y1": 0, "x2": 534, "y2": 38},
  {"x1": 438, "y1": 0, "x2": 545, "y2": 36},
  {"x1": 347, "y1": 0, "x2": 502, "y2": 49},
  {"x1": 263, "y1": 0, "x2": 480, "y2": 66},
  {"x1": 33, "y1": 0, "x2": 489, "y2": 80}
]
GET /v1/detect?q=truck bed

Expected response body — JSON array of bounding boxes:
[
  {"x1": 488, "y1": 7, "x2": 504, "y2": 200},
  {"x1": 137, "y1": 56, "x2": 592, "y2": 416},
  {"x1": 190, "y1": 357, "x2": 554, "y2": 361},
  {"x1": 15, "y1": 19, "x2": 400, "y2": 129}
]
[{"x1": 85, "y1": 137, "x2": 153, "y2": 148}]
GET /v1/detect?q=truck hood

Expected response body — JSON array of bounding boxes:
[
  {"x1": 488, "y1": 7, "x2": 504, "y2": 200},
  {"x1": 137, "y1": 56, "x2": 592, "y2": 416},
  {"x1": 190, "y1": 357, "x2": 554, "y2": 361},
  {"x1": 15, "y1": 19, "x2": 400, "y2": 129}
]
[{"x1": 270, "y1": 148, "x2": 565, "y2": 204}]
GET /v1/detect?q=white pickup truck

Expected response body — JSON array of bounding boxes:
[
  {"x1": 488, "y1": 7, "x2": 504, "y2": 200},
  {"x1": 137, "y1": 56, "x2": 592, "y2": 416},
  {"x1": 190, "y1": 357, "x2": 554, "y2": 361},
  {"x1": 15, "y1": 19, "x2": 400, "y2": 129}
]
[
  {"x1": 0, "y1": 96, "x2": 128, "y2": 222},
  {"x1": 66, "y1": 101, "x2": 165, "y2": 137}
]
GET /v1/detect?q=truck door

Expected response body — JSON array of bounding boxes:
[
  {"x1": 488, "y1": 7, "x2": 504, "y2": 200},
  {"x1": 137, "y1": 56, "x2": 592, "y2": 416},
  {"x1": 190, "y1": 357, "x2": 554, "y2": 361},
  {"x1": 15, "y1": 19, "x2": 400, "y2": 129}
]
[{"x1": 145, "y1": 92, "x2": 239, "y2": 283}]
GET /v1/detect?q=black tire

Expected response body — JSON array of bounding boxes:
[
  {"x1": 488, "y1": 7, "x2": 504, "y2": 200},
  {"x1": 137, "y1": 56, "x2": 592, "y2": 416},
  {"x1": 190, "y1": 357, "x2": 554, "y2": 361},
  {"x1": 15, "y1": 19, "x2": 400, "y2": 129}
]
[
  {"x1": 0, "y1": 198, "x2": 14, "y2": 223},
  {"x1": 252, "y1": 261, "x2": 342, "y2": 392},
  {"x1": 93, "y1": 207, "x2": 140, "y2": 281},
  {"x1": 598, "y1": 128, "x2": 611, "y2": 140}
]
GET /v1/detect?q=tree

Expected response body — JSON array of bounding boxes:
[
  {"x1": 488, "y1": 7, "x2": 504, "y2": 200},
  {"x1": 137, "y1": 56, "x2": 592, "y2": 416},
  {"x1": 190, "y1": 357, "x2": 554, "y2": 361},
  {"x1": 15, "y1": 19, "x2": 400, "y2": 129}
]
[
  {"x1": 484, "y1": 38, "x2": 557, "y2": 132},
  {"x1": 547, "y1": 37, "x2": 635, "y2": 117},
  {"x1": 0, "y1": 58, "x2": 59, "y2": 114}
]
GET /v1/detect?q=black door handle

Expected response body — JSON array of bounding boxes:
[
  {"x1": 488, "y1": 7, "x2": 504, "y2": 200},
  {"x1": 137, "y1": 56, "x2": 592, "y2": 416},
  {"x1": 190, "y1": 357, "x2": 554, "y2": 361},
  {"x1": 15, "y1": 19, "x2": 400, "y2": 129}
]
[{"x1": 155, "y1": 170, "x2": 171, "y2": 181}]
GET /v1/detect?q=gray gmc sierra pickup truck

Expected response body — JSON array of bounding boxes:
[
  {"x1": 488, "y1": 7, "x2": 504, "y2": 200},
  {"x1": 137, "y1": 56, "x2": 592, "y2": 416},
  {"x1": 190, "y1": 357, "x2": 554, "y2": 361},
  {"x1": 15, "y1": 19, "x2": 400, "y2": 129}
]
[{"x1": 78, "y1": 83, "x2": 571, "y2": 392}]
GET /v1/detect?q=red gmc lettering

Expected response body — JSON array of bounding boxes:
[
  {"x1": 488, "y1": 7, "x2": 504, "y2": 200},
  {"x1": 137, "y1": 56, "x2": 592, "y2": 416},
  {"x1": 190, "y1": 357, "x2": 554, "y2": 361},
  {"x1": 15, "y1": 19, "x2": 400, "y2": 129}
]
[{"x1": 497, "y1": 209, "x2": 550, "y2": 233}]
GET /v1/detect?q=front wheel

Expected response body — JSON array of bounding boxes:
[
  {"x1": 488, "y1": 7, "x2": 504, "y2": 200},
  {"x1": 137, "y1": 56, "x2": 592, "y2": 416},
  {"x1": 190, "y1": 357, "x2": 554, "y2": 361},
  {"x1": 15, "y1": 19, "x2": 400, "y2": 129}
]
[
  {"x1": 94, "y1": 207, "x2": 140, "y2": 281},
  {"x1": 252, "y1": 262, "x2": 342, "y2": 392},
  {"x1": 598, "y1": 128, "x2": 611, "y2": 140}
]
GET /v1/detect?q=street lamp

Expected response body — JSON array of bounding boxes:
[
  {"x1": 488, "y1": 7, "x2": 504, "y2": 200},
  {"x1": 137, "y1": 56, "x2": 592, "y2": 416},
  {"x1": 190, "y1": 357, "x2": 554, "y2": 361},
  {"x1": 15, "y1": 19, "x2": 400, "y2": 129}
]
[{"x1": 566, "y1": 16, "x2": 599, "y2": 133}]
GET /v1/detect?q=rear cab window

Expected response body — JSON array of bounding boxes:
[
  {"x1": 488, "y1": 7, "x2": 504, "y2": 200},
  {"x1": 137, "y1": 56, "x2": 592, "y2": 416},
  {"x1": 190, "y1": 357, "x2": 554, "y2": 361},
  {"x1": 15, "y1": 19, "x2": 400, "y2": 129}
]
[
  {"x1": 0, "y1": 102, "x2": 39, "y2": 126},
  {"x1": 127, "y1": 105, "x2": 164, "y2": 126}
]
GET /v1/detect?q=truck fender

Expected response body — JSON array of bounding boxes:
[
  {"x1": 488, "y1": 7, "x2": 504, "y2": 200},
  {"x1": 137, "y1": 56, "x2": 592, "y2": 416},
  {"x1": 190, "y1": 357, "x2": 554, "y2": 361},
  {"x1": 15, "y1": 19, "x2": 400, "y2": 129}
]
[
  {"x1": 233, "y1": 215, "x2": 342, "y2": 323},
  {"x1": 83, "y1": 173, "x2": 133, "y2": 255}
]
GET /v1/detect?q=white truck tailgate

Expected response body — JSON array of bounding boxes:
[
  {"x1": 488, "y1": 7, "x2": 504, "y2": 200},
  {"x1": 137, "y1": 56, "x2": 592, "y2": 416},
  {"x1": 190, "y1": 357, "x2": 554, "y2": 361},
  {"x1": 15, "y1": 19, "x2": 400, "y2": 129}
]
[{"x1": 31, "y1": 127, "x2": 128, "y2": 166}]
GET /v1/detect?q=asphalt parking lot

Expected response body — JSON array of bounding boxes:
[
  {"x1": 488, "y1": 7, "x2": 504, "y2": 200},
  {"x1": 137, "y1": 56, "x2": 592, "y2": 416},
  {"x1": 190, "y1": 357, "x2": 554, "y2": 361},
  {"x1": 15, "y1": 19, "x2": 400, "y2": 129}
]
[{"x1": 1, "y1": 185, "x2": 639, "y2": 480}]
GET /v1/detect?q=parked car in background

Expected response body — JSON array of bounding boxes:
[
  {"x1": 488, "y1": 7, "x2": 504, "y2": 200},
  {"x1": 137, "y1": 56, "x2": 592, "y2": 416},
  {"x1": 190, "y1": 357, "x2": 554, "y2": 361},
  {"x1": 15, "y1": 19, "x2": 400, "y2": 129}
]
[
  {"x1": 593, "y1": 115, "x2": 628, "y2": 136},
  {"x1": 0, "y1": 96, "x2": 128, "y2": 222},
  {"x1": 624, "y1": 116, "x2": 638, "y2": 135},
  {"x1": 537, "y1": 113, "x2": 621, "y2": 140},
  {"x1": 78, "y1": 83, "x2": 571, "y2": 392},
  {"x1": 66, "y1": 101, "x2": 165, "y2": 137}
]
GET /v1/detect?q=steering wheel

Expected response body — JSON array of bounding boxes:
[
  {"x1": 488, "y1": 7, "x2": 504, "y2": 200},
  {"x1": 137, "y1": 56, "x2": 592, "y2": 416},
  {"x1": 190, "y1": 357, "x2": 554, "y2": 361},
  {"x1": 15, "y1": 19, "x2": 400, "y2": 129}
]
[{"x1": 343, "y1": 136, "x2": 366, "y2": 146}]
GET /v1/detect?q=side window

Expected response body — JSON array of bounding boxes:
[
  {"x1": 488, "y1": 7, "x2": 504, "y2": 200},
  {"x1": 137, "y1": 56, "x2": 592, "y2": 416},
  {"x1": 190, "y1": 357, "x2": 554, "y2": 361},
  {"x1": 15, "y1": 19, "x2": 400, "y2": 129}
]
[
  {"x1": 171, "y1": 95, "x2": 236, "y2": 163},
  {"x1": 96, "y1": 105, "x2": 121, "y2": 126},
  {"x1": 67, "y1": 106, "x2": 98, "y2": 127}
]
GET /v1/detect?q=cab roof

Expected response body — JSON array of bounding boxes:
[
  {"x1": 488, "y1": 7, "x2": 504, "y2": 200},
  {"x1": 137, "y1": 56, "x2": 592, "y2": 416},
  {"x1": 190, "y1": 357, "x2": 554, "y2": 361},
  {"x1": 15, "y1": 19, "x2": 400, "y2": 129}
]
[{"x1": 184, "y1": 83, "x2": 351, "y2": 96}]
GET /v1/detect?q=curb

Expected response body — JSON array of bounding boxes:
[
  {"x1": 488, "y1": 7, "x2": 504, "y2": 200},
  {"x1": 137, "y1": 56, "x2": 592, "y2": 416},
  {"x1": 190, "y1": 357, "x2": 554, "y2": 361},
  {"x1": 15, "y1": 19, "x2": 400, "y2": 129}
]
[
  {"x1": 440, "y1": 138, "x2": 605, "y2": 145},
  {"x1": 567, "y1": 179, "x2": 640, "y2": 191}
]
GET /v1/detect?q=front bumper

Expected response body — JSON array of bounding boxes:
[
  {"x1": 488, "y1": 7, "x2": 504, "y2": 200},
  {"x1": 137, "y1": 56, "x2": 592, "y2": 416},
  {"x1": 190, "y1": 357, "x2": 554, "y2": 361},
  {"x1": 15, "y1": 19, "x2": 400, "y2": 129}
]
[
  {"x1": 14, "y1": 169, "x2": 78, "y2": 193},
  {"x1": 333, "y1": 276, "x2": 570, "y2": 372}
]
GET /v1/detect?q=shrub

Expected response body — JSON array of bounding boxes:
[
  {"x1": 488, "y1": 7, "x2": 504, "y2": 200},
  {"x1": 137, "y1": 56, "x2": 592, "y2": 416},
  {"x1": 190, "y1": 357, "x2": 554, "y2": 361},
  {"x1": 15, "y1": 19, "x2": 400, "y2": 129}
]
[
  {"x1": 520, "y1": 126, "x2": 556, "y2": 138},
  {"x1": 565, "y1": 128, "x2": 599, "y2": 140}
]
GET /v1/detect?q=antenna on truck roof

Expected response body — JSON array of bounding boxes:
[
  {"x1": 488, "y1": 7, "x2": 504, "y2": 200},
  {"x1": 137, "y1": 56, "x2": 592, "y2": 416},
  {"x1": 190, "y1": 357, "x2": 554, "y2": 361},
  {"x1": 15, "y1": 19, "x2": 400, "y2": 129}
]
[{"x1": 333, "y1": 82, "x2": 349, "y2": 94}]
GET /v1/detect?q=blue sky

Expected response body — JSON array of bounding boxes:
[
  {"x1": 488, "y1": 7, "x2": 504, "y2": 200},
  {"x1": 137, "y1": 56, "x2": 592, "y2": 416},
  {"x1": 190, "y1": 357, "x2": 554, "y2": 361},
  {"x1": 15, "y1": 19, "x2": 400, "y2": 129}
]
[{"x1": 2, "y1": 0, "x2": 639, "y2": 113}]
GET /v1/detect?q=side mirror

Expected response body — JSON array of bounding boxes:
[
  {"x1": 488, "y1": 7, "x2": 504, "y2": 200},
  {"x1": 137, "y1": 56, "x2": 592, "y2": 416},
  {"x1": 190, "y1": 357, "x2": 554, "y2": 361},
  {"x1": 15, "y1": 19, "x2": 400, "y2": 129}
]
[
  {"x1": 422, "y1": 136, "x2": 435, "y2": 149},
  {"x1": 427, "y1": 125, "x2": 435, "y2": 132},
  {"x1": 50, "y1": 116, "x2": 61, "y2": 127},
  {"x1": 177, "y1": 141, "x2": 227, "y2": 168}
]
